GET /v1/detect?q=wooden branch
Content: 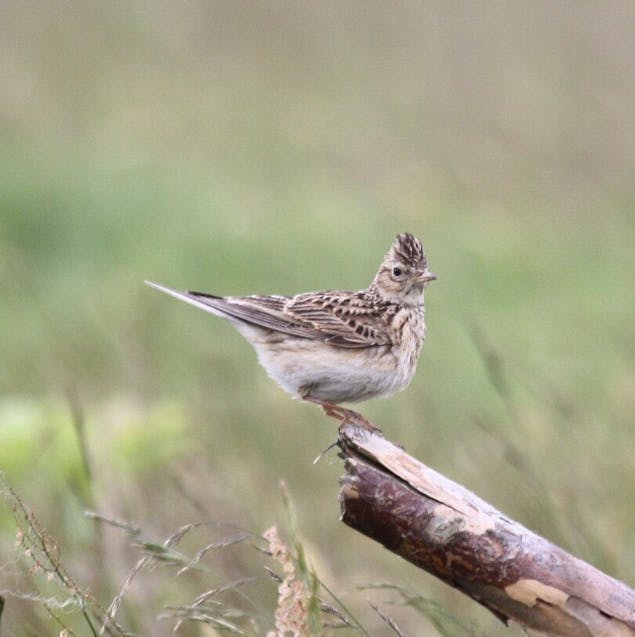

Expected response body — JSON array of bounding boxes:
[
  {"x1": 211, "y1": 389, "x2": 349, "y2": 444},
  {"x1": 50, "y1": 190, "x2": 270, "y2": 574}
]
[{"x1": 337, "y1": 415, "x2": 635, "y2": 637}]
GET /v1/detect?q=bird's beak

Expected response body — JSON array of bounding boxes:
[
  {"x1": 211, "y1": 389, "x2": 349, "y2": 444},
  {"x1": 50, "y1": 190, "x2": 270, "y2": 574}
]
[{"x1": 414, "y1": 270, "x2": 437, "y2": 283}]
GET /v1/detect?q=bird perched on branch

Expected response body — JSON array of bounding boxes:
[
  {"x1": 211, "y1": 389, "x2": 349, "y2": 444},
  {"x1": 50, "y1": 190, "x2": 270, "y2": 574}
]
[{"x1": 146, "y1": 232, "x2": 435, "y2": 415}]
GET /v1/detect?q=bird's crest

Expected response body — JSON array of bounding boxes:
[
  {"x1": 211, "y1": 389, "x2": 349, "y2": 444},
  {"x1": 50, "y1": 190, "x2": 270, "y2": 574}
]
[{"x1": 391, "y1": 233, "x2": 426, "y2": 269}]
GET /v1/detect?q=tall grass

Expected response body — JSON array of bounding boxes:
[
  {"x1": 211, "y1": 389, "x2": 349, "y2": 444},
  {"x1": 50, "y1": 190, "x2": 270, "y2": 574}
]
[{"x1": 1, "y1": 2, "x2": 634, "y2": 634}]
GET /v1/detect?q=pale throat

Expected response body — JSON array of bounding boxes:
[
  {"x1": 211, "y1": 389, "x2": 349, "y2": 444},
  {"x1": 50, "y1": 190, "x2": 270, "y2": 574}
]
[{"x1": 374, "y1": 283, "x2": 425, "y2": 307}]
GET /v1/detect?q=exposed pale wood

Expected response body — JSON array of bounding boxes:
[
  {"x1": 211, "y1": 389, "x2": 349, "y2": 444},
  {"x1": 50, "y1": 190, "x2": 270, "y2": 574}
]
[{"x1": 337, "y1": 416, "x2": 635, "y2": 637}]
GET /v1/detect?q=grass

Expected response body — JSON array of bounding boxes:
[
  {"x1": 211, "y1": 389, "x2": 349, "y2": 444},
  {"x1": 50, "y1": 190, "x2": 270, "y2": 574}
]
[{"x1": 1, "y1": 3, "x2": 634, "y2": 635}]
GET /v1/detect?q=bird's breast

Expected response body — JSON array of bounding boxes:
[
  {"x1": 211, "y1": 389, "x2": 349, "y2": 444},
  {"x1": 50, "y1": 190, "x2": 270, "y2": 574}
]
[{"x1": 391, "y1": 304, "x2": 426, "y2": 379}]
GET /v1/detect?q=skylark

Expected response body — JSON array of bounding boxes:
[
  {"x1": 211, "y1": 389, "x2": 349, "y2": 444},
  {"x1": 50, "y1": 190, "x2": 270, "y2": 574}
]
[{"x1": 146, "y1": 233, "x2": 435, "y2": 413}]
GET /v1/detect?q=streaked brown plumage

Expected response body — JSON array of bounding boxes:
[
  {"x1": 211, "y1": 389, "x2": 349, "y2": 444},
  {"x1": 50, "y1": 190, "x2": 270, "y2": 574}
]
[{"x1": 146, "y1": 232, "x2": 436, "y2": 405}]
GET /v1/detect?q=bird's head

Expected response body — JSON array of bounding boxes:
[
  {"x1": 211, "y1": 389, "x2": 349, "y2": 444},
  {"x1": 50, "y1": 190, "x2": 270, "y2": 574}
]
[{"x1": 371, "y1": 233, "x2": 436, "y2": 303}]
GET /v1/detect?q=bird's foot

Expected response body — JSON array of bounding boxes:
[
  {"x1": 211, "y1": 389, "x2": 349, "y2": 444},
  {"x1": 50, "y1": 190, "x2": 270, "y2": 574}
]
[{"x1": 301, "y1": 396, "x2": 380, "y2": 433}]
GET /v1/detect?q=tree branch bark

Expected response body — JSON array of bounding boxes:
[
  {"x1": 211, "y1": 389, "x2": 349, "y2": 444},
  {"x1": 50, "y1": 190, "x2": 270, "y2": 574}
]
[{"x1": 337, "y1": 416, "x2": 635, "y2": 637}]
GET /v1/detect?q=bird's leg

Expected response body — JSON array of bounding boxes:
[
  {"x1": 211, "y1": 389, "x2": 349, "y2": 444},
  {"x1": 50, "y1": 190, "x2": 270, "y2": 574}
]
[
  {"x1": 302, "y1": 395, "x2": 356, "y2": 421},
  {"x1": 300, "y1": 391, "x2": 379, "y2": 432}
]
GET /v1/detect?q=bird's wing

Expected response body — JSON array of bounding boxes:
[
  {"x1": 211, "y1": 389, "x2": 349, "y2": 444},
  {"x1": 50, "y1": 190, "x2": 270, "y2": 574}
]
[
  {"x1": 285, "y1": 291, "x2": 394, "y2": 347},
  {"x1": 145, "y1": 282, "x2": 392, "y2": 349}
]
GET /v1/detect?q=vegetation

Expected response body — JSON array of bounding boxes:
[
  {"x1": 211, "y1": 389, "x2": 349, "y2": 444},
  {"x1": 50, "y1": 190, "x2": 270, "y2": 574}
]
[{"x1": 0, "y1": 3, "x2": 633, "y2": 635}]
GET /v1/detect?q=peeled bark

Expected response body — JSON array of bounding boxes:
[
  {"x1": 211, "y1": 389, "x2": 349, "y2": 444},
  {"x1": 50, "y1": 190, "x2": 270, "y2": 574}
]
[{"x1": 337, "y1": 416, "x2": 635, "y2": 637}]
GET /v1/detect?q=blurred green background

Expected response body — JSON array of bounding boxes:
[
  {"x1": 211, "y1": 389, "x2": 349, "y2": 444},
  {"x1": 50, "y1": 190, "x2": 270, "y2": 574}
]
[{"x1": 1, "y1": 2, "x2": 634, "y2": 635}]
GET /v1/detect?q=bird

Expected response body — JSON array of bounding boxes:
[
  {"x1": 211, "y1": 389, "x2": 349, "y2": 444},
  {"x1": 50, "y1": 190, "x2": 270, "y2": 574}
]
[{"x1": 146, "y1": 232, "x2": 435, "y2": 416}]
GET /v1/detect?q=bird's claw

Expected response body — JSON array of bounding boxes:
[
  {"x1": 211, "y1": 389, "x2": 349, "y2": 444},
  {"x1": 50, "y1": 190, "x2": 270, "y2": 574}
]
[{"x1": 302, "y1": 396, "x2": 380, "y2": 433}]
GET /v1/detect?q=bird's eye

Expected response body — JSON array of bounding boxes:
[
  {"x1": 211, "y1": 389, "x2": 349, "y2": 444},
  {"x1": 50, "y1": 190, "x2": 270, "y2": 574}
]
[{"x1": 392, "y1": 266, "x2": 403, "y2": 277}]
